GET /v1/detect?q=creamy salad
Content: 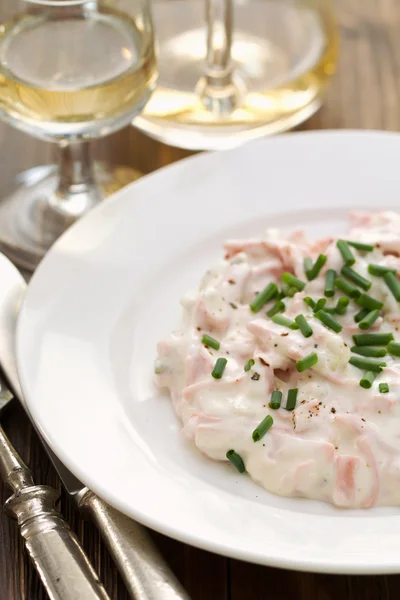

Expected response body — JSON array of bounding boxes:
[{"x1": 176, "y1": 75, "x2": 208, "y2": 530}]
[{"x1": 155, "y1": 211, "x2": 400, "y2": 508}]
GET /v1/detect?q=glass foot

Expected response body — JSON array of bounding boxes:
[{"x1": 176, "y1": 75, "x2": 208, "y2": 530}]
[
  {"x1": 0, "y1": 163, "x2": 141, "y2": 271},
  {"x1": 134, "y1": 0, "x2": 337, "y2": 150}
]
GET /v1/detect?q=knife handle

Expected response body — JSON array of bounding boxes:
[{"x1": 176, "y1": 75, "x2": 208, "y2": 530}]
[
  {"x1": 0, "y1": 421, "x2": 110, "y2": 600},
  {"x1": 78, "y1": 490, "x2": 190, "y2": 600},
  {"x1": 5, "y1": 486, "x2": 110, "y2": 600}
]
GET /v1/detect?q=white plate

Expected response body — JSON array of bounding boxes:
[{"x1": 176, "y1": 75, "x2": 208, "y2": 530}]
[{"x1": 16, "y1": 131, "x2": 400, "y2": 574}]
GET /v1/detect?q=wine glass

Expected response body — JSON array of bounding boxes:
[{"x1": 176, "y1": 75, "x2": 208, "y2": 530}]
[
  {"x1": 133, "y1": 0, "x2": 338, "y2": 151},
  {"x1": 0, "y1": 0, "x2": 157, "y2": 270}
]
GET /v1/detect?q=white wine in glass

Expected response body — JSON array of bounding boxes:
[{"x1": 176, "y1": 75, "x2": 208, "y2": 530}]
[
  {"x1": 0, "y1": 0, "x2": 157, "y2": 270},
  {"x1": 134, "y1": 0, "x2": 338, "y2": 150}
]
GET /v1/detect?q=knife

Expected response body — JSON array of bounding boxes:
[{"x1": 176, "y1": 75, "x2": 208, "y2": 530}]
[
  {"x1": 0, "y1": 404, "x2": 110, "y2": 600},
  {"x1": 0, "y1": 253, "x2": 190, "y2": 600}
]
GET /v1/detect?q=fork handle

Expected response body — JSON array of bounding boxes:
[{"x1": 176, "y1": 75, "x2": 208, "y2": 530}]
[
  {"x1": 78, "y1": 490, "x2": 190, "y2": 600},
  {"x1": 5, "y1": 486, "x2": 110, "y2": 600}
]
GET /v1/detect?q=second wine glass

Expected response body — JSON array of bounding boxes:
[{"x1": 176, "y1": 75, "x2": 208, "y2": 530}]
[{"x1": 0, "y1": 0, "x2": 157, "y2": 270}]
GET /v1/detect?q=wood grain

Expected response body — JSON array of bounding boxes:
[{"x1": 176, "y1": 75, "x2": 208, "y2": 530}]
[{"x1": 1, "y1": 0, "x2": 400, "y2": 598}]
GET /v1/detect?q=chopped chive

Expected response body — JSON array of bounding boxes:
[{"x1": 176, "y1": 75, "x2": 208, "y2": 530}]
[
  {"x1": 337, "y1": 240, "x2": 356, "y2": 266},
  {"x1": 303, "y1": 257, "x2": 313, "y2": 277},
  {"x1": 356, "y1": 293, "x2": 384, "y2": 310},
  {"x1": 314, "y1": 298, "x2": 327, "y2": 312},
  {"x1": 296, "y1": 352, "x2": 318, "y2": 372},
  {"x1": 305, "y1": 254, "x2": 327, "y2": 281},
  {"x1": 271, "y1": 315, "x2": 299, "y2": 330},
  {"x1": 303, "y1": 296, "x2": 316, "y2": 310},
  {"x1": 379, "y1": 383, "x2": 389, "y2": 394},
  {"x1": 266, "y1": 300, "x2": 285, "y2": 318},
  {"x1": 350, "y1": 346, "x2": 387, "y2": 358},
  {"x1": 354, "y1": 308, "x2": 369, "y2": 323},
  {"x1": 368, "y1": 264, "x2": 396, "y2": 277},
  {"x1": 387, "y1": 341, "x2": 400, "y2": 357},
  {"x1": 252, "y1": 415, "x2": 274, "y2": 442},
  {"x1": 201, "y1": 334, "x2": 220, "y2": 350},
  {"x1": 324, "y1": 269, "x2": 336, "y2": 298},
  {"x1": 384, "y1": 271, "x2": 400, "y2": 301},
  {"x1": 353, "y1": 332, "x2": 394, "y2": 346},
  {"x1": 211, "y1": 357, "x2": 227, "y2": 379},
  {"x1": 336, "y1": 297, "x2": 349, "y2": 315},
  {"x1": 269, "y1": 390, "x2": 282, "y2": 410},
  {"x1": 281, "y1": 284, "x2": 297, "y2": 298},
  {"x1": 250, "y1": 282, "x2": 278, "y2": 312},
  {"x1": 349, "y1": 356, "x2": 386, "y2": 373},
  {"x1": 315, "y1": 310, "x2": 342, "y2": 333},
  {"x1": 285, "y1": 388, "x2": 298, "y2": 411},
  {"x1": 282, "y1": 272, "x2": 306, "y2": 292},
  {"x1": 346, "y1": 240, "x2": 374, "y2": 252},
  {"x1": 335, "y1": 277, "x2": 361, "y2": 299},
  {"x1": 295, "y1": 314, "x2": 313, "y2": 338},
  {"x1": 324, "y1": 307, "x2": 337, "y2": 314},
  {"x1": 358, "y1": 309, "x2": 381, "y2": 330},
  {"x1": 341, "y1": 265, "x2": 372, "y2": 291},
  {"x1": 360, "y1": 371, "x2": 377, "y2": 389},
  {"x1": 244, "y1": 358, "x2": 255, "y2": 372},
  {"x1": 226, "y1": 450, "x2": 245, "y2": 473}
]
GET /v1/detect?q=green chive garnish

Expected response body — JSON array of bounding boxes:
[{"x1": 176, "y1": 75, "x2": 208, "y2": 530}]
[
  {"x1": 303, "y1": 257, "x2": 313, "y2": 277},
  {"x1": 296, "y1": 352, "x2": 318, "y2": 372},
  {"x1": 314, "y1": 298, "x2": 326, "y2": 312},
  {"x1": 336, "y1": 297, "x2": 349, "y2": 315},
  {"x1": 226, "y1": 450, "x2": 245, "y2": 473},
  {"x1": 303, "y1": 296, "x2": 316, "y2": 310},
  {"x1": 324, "y1": 269, "x2": 336, "y2": 298},
  {"x1": 305, "y1": 254, "x2": 327, "y2": 281},
  {"x1": 349, "y1": 356, "x2": 386, "y2": 372},
  {"x1": 271, "y1": 315, "x2": 299, "y2": 330},
  {"x1": 360, "y1": 371, "x2": 376, "y2": 389},
  {"x1": 356, "y1": 293, "x2": 384, "y2": 310},
  {"x1": 354, "y1": 308, "x2": 369, "y2": 323},
  {"x1": 315, "y1": 310, "x2": 342, "y2": 333},
  {"x1": 324, "y1": 308, "x2": 337, "y2": 314},
  {"x1": 201, "y1": 334, "x2": 220, "y2": 350},
  {"x1": 346, "y1": 240, "x2": 374, "y2": 252},
  {"x1": 341, "y1": 265, "x2": 372, "y2": 291},
  {"x1": 282, "y1": 272, "x2": 306, "y2": 292},
  {"x1": 358, "y1": 309, "x2": 381, "y2": 330},
  {"x1": 353, "y1": 332, "x2": 394, "y2": 346},
  {"x1": 295, "y1": 314, "x2": 313, "y2": 338},
  {"x1": 379, "y1": 383, "x2": 389, "y2": 394},
  {"x1": 252, "y1": 415, "x2": 274, "y2": 442},
  {"x1": 286, "y1": 388, "x2": 298, "y2": 411},
  {"x1": 266, "y1": 300, "x2": 285, "y2": 318},
  {"x1": 387, "y1": 341, "x2": 400, "y2": 357},
  {"x1": 368, "y1": 264, "x2": 396, "y2": 277},
  {"x1": 350, "y1": 346, "x2": 387, "y2": 358},
  {"x1": 337, "y1": 240, "x2": 356, "y2": 266},
  {"x1": 212, "y1": 357, "x2": 227, "y2": 379},
  {"x1": 244, "y1": 358, "x2": 255, "y2": 372},
  {"x1": 250, "y1": 282, "x2": 278, "y2": 312},
  {"x1": 335, "y1": 277, "x2": 361, "y2": 298},
  {"x1": 384, "y1": 271, "x2": 400, "y2": 301},
  {"x1": 269, "y1": 390, "x2": 282, "y2": 410},
  {"x1": 281, "y1": 284, "x2": 297, "y2": 298}
]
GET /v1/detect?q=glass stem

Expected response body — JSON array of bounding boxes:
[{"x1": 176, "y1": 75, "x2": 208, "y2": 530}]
[
  {"x1": 205, "y1": 0, "x2": 233, "y2": 88},
  {"x1": 50, "y1": 142, "x2": 102, "y2": 220},
  {"x1": 198, "y1": 0, "x2": 242, "y2": 114}
]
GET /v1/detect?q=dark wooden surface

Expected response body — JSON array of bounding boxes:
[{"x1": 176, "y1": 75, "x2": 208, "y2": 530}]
[{"x1": 2, "y1": 0, "x2": 400, "y2": 598}]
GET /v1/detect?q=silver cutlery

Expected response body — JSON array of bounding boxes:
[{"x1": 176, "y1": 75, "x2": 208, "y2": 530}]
[
  {"x1": 0, "y1": 393, "x2": 110, "y2": 600},
  {"x1": 0, "y1": 253, "x2": 189, "y2": 600}
]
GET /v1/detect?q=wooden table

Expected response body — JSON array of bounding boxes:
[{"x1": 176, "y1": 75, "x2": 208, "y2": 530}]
[{"x1": 1, "y1": 0, "x2": 400, "y2": 598}]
